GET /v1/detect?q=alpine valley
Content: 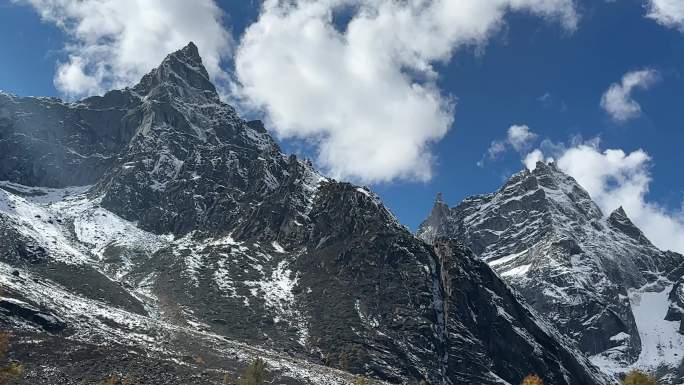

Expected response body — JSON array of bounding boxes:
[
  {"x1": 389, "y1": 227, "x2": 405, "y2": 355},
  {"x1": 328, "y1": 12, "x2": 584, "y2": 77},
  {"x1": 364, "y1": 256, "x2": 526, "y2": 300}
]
[{"x1": 0, "y1": 43, "x2": 676, "y2": 385}]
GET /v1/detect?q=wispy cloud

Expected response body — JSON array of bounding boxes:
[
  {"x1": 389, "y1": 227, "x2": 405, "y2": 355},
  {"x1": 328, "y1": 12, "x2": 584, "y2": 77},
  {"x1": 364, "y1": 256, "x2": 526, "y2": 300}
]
[
  {"x1": 600, "y1": 69, "x2": 660, "y2": 123},
  {"x1": 507, "y1": 124, "x2": 538, "y2": 152},
  {"x1": 523, "y1": 149, "x2": 547, "y2": 170},
  {"x1": 537, "y1": 91, "x2": 567, "y2": 111},
  {"x1": 479, "y1": 124, "x2": 538, "y2": 166}
]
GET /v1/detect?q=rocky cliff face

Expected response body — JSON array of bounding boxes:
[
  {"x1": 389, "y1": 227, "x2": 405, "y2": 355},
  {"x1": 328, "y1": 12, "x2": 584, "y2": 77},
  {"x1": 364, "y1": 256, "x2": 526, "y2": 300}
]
[
  {"x1": 418, "y1": 161, "x2": 684, "y2": 384},
  {"x1": 0, "y1": 43, "x2": 610, "y2": 385},
  {"x1": 0, "y1": 88, "x2": 139, "y2": 188}
]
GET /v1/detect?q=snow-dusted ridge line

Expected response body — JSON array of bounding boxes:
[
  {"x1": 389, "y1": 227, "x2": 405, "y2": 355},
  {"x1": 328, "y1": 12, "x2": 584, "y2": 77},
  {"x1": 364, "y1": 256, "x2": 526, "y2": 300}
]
[
  {"x1": 0, "y1": 182, "x2": 370, "y2": 384},
  {"x1": 418, "y1": 161, "x2": 684, "y2": 384},
  {"x1": 0, "y1": 180, "x2": 315, "y2": 363},
  {"x1": 0, "y1": 44, "x2": 619, "y2": 385},
  {"x1": 0, "y1": 263, "x2": 379, "y2": 385},
  {"x1": 0, "y1": 181, "x2": 170, "y2": 269}
]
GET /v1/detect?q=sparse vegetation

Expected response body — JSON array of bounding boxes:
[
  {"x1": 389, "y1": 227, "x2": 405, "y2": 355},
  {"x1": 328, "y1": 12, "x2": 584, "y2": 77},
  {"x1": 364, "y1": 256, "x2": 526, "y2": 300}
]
[
  {"x1": 621, "y1": 370, "x2": 659, "y2": 385},
  {"x1": 99, "y1": 373, "x2": 136, "y2": 385},
  {"x1": 100, "y1": 374, "x2": 118, "y2": 385},
  {"x1": 350, "y1": 345, "x2": 367, "y2": 364},
  {"x1": 354, "y1": 375, "x2": 367, "y2": 385},
  {"x1": 521, "y1": 374, "x2": 543, "y2": 385},
  {"x1": 339, "y1": 352, "x2": 349, "y2": 370},
  {"x1": 223, "y1": 372, "x2": 233, "y2": 385},
  {"x1": 0, "y1": 332, "x2": 22, "y2": 385},
  {"x1": 323, "y1": 352, "x2": 332, "y2": 367},
  {"x1": 238, "y1": 357, "x2": 267, "y2": 385}
]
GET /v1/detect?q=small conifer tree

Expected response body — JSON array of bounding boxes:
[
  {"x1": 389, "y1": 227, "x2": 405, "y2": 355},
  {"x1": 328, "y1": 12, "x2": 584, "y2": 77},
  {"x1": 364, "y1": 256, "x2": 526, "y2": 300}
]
[
  {"x1": 238, "y1": 357, "x2": 267, "y2": 385},
  {"x1": 339, "y1": 352, "x2": 349, "y2": 371}
]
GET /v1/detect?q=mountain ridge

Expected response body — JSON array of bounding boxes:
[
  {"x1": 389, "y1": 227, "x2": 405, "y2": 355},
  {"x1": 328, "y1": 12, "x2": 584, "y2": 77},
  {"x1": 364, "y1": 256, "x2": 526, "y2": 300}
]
[
  {"x1": 418, "y1": 160, "x2": 683, "y2": 384},
  {"x1": 0, "y1": 43, "x2": 612, "y2": 385}
]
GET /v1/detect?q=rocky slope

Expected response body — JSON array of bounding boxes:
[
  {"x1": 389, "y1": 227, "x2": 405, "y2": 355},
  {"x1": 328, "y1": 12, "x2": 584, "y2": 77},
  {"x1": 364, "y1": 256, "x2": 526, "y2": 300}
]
[
  {"x1": 0, "y1": 43, "x2": 610, "y2": 385},
  {"x1": 418, "y1": 161, "x2": 684, "y2": 384}
]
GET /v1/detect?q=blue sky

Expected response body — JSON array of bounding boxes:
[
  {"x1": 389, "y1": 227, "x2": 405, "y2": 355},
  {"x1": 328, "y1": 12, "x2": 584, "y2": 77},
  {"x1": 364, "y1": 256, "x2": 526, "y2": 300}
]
[
  {"x1": 373, "y1": 1, "x2": 684, "y2": 229},
  {"x1": 1, "y1": 0, "x2": 683, "y2": 248}
]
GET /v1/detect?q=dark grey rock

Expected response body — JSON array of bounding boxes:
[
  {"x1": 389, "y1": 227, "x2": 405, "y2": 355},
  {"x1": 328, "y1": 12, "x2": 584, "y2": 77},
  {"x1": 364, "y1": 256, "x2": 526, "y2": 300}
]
[
  {"x1": 0, "y1": 298, "x2": 66, "y2": 332},
  {"x1": 0, "y1": 44, "x2": 611, "y2": 385},
  {"x1": 665, "y1": 278, "x2": 684, "y2": 334},
  {"x1": 418, "y1": 160, "x2": 684, "y2": 382}
]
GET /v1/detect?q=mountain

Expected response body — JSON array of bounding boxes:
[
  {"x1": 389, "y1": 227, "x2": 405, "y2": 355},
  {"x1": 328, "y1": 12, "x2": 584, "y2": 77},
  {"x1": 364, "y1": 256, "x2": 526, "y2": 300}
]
[
  {"x1": 0, "y1": 43, "x2": 610, "y2": 385},
  {"x1": 418, "y1": 161, "x2": 684, "y2": 384}
]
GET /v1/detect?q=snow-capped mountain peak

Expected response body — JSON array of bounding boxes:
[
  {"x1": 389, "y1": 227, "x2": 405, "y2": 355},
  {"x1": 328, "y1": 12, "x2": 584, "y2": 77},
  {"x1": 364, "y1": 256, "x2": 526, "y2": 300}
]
[
  {"x1": 0, "y1": 45, "x2": 613, "y2": 385},
  {"x1": 418, "y1": 161, "x2": 684, "y2": 383},
  {"x1": 133, "y1": 41, "x2": 218, "y2": 100}
]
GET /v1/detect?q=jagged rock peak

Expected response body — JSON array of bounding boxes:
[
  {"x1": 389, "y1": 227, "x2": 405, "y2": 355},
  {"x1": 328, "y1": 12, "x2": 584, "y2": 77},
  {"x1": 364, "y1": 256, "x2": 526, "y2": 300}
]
[
  {"x1": 513, "y1": 161, "x2": 603, "y2": 220},
  {"x1": 133, "y1": 41, "x2": 217, "y2": 98},
  {"x1": 418, "y1": 193, "x2": 452, "y2": 244},
  {"x1": 611, "y1": 206, "x2": 628, "y2": 217},
  {"x1": 533, "y1": 159, "x2": 557, "y2": 172},
  {"x1": 0, "y1": 43, "x2": 617, "y2": 385},
  {"x1": 417, "y1": 161, "x2": 684, "y2": 382},
  {"x1": 608, "y1": 206, "x2": 652, "y2": 245},
  {"x1": 434, "y1": 192, "x2": 444, "y2": 203},
  {"x1": 417, "y1": 162, "x2": 606, "y2": 246},
  {"x1": 180, "y1": 41, "x2": 202, "y2": 60},
  {"x1": 170, "y1": 42, "x2": 208, "y2": 77}
]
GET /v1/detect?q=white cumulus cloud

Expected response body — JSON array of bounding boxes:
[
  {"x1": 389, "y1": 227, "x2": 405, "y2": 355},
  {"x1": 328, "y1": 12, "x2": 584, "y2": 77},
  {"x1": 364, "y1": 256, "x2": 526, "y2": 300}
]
[
  {"x1": 479, "y1": 124, "x2": 538, "y2": 166},
  {"x1": 523, "y1": 149, "x2": 546, "y2": 170},
  {"x1": 507, "y1": 124, "x2": 538, "y2": 151},
  {"x1": 16, "y1": 0, "x2": 233, "y2": 98},
  {"x1": 524, "y1": 141, "x2": 684, "y2": 254},
  {"x1": 600, "y1": 69, "x2": 660, "y2": 123},
  {"x1": 646, "y1": 0, "x2": 684, "y2": 31},
  {"x1": 235, "y1": 0, "x2": 578, "y2": 183}
]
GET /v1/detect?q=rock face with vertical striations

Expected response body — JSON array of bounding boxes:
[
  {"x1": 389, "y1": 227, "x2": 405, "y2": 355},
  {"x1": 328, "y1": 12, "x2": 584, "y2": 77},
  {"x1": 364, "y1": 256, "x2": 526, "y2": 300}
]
[
  {"x1": 418, "y1": 161, "x2": 684, "y2": 384},
  {"x1": 0, "y1": 43, "x2": 610, "y2": 385}
]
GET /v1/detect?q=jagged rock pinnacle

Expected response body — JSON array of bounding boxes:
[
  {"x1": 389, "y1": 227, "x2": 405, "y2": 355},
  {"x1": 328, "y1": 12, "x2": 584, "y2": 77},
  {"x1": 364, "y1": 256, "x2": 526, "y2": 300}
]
[
  {"x1": 416, "y1": 162, "x2": 683, "y2": 375},
  {"x1": 133, "y1": 41, "x2": 216, "y2": 98}
]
